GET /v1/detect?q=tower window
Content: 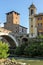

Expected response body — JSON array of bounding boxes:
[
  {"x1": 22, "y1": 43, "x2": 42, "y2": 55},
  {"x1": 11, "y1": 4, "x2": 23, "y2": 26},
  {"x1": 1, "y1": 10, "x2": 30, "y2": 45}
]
[
  {"x1": 31, "y1": 9, "x2": 34, "y2": 15},
  {"x1": 31, "y1": 25, "x2": 33, "y2": 27},
  {"x1": 31, "y1": 18, "x2": 33, "y2": 21}
]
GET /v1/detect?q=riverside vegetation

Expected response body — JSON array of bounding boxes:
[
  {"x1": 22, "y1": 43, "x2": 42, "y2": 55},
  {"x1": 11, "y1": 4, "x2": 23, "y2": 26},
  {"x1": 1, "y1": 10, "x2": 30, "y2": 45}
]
[
  {"x1": 15, "y1": 36, "x2": 43, "y2": 57},
  {"x1": 0, "y1": 36, "x2": 43, "y2": 65},
  {"x1": 0, "y1": 41, "x2": 27, "y2": 65}
]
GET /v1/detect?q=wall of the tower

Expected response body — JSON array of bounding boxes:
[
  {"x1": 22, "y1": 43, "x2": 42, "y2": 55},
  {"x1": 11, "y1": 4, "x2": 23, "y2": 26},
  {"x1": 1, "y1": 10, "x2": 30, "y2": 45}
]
[
  {"x1": 4, "y1": 11, "x2": 20, "y2": 34},
  {"x1": 29, "y1": 5, "x2": 37, "y2": 38},
  {"x1": 29, "y1": 8, "x2": 36, "y2": 16},
  {"x1": 4, "y1": 11, "x2": 27, "y2": 36},
  {"x1": 6, "y1": 12, "x2": 20, "y2": 25},
  {"x1": 13, "y1": 12, "x2": 20, "y2": 24}
]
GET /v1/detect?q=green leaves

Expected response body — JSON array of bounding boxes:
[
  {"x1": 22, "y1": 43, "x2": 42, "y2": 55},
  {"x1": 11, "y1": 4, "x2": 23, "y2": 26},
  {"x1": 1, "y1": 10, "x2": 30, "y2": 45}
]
[
  {"x1": 0, "y1": 41, "x2": 9, "y2": 59},
  {"x1": 15, "y1": 38, "x2": 43, "y2": 57}
]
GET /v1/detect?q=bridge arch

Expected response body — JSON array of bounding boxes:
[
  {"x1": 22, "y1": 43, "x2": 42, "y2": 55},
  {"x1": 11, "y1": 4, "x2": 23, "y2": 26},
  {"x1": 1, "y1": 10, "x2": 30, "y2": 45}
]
[
  {"x1": 21, "y1": 37, "x2": 28, "y2": 43},
  {"x1": 0, "y1": 32, "x2": 18, "y2": 48}
]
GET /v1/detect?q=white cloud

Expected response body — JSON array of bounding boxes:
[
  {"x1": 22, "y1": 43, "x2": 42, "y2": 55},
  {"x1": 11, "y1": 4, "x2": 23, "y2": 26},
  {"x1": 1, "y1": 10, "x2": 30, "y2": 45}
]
[{"x1": 0, "y1": 23, "x2": 4, "y2": 27}]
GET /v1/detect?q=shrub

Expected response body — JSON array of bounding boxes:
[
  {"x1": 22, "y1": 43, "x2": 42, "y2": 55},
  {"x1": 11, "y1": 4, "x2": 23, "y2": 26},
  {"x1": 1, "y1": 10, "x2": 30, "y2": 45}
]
[
  {"x1": 15, "y1": 38, "x2": 43, "y2": 57},
  {"x1": 0, "y1": 41, "x2": 9, "y2": 59},
  {"x1": 15, "y1": 47, "x2": 21, "y2": 55},
  {"x1": 24, "y1": 42, "x2": 43, "y2": 57},
  {"x1": 15, "y1": 42, "x2": 28, "y2": 56}
]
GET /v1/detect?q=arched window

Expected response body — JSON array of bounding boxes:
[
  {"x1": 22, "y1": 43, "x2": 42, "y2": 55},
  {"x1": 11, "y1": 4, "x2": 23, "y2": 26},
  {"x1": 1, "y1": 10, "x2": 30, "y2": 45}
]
[{"x1": 31, "y1": 9, "x2": 34, "y2": 15}]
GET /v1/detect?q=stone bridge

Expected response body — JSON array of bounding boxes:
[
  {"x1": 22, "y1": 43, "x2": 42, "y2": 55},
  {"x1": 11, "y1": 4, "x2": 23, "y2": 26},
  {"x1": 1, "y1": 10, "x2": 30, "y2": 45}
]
[{"x1": 0, "y1": 27, "x2": 19, "y2": 48}]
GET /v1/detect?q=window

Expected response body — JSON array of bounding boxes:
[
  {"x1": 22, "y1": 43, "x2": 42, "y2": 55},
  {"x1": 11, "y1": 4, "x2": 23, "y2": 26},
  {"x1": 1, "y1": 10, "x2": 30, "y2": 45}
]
[
  {"x1": 16, "y1": 27, "x2": 17, "y2": 29},
  {"x1": 7, "y1": 13, "x2": 9, "y2": 15},
  {"x1": 31, "y1": 9, "x2": 34, "y2": 15},
  {"x1": 38, "y1": 17, "x2": 42, "y2": 20},
  {"x1": 19, "y1": 27, "x2": 22, "y2": 32},
  {"x1": 31, "y1": 18, "x2": 33, "y2": 21},
  {"x1": 15, "y1": 30, "x2": 18, "y2": 33},
  {"x1": 38, "y1": 23, "x2": 42, "y2": 26},
  {"x1": 41, "y1": 23, "x2": 42, "y2": 26},
  {"x1": 31, "y1": 25, "x2": 33, "y2": 27}
]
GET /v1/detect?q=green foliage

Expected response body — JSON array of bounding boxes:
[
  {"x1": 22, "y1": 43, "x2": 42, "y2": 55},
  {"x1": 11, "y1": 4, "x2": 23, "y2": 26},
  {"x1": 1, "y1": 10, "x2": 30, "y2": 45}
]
[
  {"x1": 15, "y1": 42, "x2": 28, "y2": 55},
  {"x1": 0, "y1": 41, "x2": 9, "y2": 59},
  {"x1": 15, "y1": 38, "x2": 43, "y2": 57},
  {"x1": 24, "y1": 42, "x2": 43, "y2": 57},
  {"x1": 15, "y1": 47, "x2": 21, "y2": 55},
  {"x1": 37, "y1": 35, "x2": 43, "y2": 39}
]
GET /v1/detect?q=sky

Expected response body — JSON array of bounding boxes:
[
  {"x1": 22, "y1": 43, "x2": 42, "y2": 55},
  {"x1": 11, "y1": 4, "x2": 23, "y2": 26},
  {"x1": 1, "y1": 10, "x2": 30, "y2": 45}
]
[{"x1": 0, "y1": 0, "x2": 43, "y2": 33}]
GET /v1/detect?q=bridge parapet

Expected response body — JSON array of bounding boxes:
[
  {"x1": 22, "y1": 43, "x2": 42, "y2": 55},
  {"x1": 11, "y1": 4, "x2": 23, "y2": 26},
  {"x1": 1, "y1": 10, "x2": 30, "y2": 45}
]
[{"x1": 0, "y1": 27, "x2": 11, "y2": 33}]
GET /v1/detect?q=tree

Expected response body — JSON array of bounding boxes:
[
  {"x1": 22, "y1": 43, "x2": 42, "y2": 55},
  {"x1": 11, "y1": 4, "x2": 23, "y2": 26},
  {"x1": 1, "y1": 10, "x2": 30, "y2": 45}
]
[
  {"x1": 15, "y1": 42, "x2": 28, "y2": 56},
  {"x1": 0, "y1": 41, "x2": 9, "y2": 59}
]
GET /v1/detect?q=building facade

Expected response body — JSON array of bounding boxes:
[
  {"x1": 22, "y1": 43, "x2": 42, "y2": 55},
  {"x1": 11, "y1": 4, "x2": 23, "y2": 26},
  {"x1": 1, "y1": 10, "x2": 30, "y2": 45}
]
[
  {"x1": 4, "y1": 11, "x2": 27, "y2": 36},
  {"x1": 35, "y1": 13, "x2": 43, "y2": 36},
  {"x1": 29, "y1": 4, "x2": 37, "y2": 38},
  {"x1": 29, "y1": 4, "x2": 43, "y2": 38}
]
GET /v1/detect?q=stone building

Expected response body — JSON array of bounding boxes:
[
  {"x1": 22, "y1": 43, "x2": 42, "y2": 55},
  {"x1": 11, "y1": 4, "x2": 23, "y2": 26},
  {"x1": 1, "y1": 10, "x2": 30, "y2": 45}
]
[
  {"x1": 4, "y1": 11, "x2": 27, "y2": 36},
  {"x1": 35, "y1": 13, "x2": 43, "y2": 36},
  {"x1": 29, "y1": 4, "x2": 43, "y2": 38}
]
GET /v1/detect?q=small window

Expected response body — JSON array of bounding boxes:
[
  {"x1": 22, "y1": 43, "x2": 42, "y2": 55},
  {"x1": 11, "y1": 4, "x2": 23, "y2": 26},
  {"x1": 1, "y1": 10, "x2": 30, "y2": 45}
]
[
  {"x1": 38, "y1": 17, "x2": 42, "y2": 20},
  {"x1": 16, "y1": 31, "x2": 17, "y2": 33},
  {"x1": 16, "y1": 27, "x2": 17, "y2": 29},
  {"x1": 38, "y1": 23, "x2": 42, "y2": 26},
  {"x1": 31, "y1": 18, "x2": 33, "y2": 21},
  {"x1": 31, "y1": 9, "x2": 34, "y2": 15},
  {"x1": 41, "y1": 23, "x2": 42, "y2": 26},
  {"x1": 7, "y1": 13, "x2": 9, "y2": 15},
  {"x1": 31, "y1": 25, "x2": 33, "y2": 27}
]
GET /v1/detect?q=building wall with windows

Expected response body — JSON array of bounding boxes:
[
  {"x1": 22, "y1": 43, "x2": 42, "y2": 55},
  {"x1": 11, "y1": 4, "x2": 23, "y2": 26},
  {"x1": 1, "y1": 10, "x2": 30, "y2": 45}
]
[
  {"x1": 29, "y1": 4, "x2": 37, "y2": 38},
  {"x1": 4, "y1": 11, "x2": 27, "y2": 36},
  {"x1": 19, "y1": 25, "x2": 27, "y2": 35},
  {"x1": 29, "y1": 4, "x2": 43, "y2": 38},
  {"x1": 6, "y1": 11, "x2": 20, "y2": 25},
  {"x1": 35, "y1": 14, "x2": 43, "y2": 35}
]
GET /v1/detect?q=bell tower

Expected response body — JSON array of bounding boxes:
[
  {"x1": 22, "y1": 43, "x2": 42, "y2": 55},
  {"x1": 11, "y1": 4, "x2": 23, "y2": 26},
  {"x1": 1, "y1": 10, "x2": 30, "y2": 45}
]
[{"x1": 29, "y1": 4, "x2": 37, "y2": 38}]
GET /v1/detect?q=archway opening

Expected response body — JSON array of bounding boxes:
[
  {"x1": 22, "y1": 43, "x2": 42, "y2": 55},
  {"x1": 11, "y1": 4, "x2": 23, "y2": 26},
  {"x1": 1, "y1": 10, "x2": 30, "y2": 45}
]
[
  {"x1": 0, "y1": 35, "x2": 16, "y2": 48},
  {"x1": 22, "y1": 38, "x2": 28, "y2": 43},
  {"x1": 0, "y1": 35, "x2": 17, "y2": 57}
]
